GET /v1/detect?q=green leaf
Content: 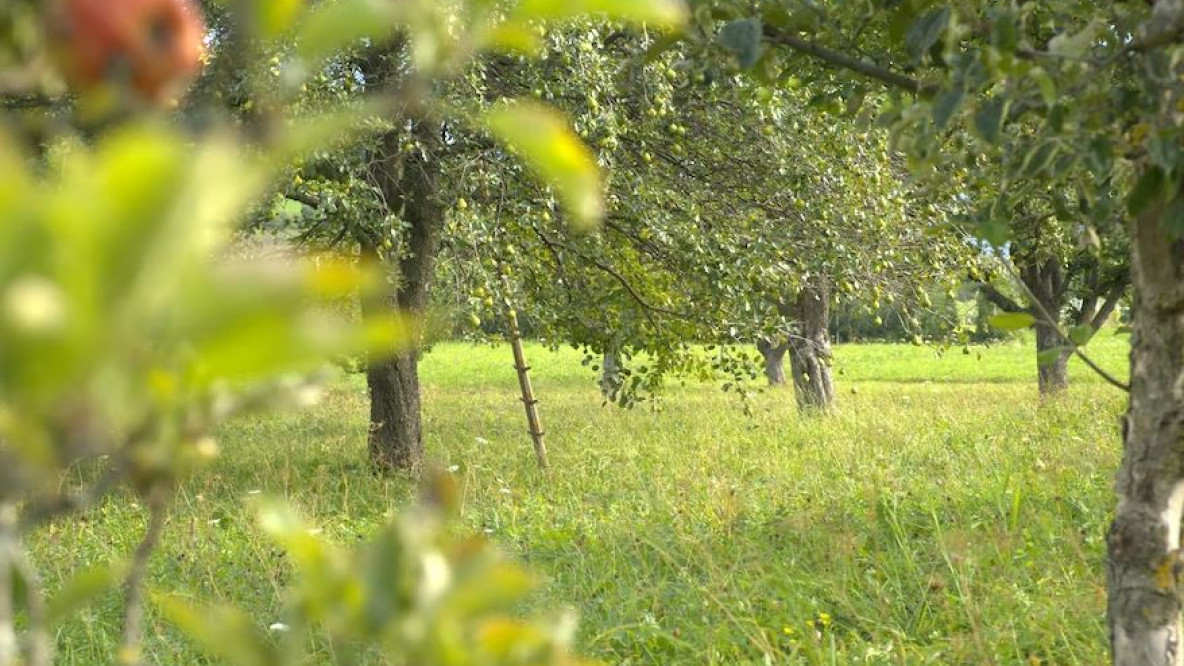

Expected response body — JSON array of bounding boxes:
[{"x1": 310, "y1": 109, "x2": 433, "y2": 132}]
[
  {"x1": 907, "y1": 7, "x2": 950, "y2": 62},
  {"x1": 47, "y1": 564, "x2": 124, "y2": 626},
  {"x1": 976, "y1": 217, "x2": 1010, "y2": 246},
  {"x1": 718, "y1": 18, "x2": 764, "y2": 69},
  {"x1": 484, "y1": 101, "x2": 604, "y2": 230},
  {"x1": 1087, "y1": 135, "x2": 1112, "y2": 174},
  {"x1": 1068, "y1": 324, "x2": 1096, "y2": 347},
  {"x1": 487, "y1": 23, "x2": 542, "y2": 55},
  {"x1": 441, "y1": 562, "x2": 538, "y2": 616},
  {"x1": 988, "y1": 312, "x2": 1036, "y2": 331},
  {"x1": 1161, "y1": 196, "x2": 1184, "y2": 240},
  {"x1": 256, "y1": 499, "x2": 338, "y2": 577},
  {"x1": 1020, "y1": 141, "x2": 1059, "y2": 179},
  {"x1": 1049, "y1": 18, "x2": 1104, "y2": 59},
  {"x1": 156, "y1": 594, "x2": 281, "y2": 666},
  {"x1": 1037, "y1": 346, "x2": 1071, "y2": 367},
  {"x1": 974, "y1": 96, "x2": 1008, "y2": 145},
  {"x1": 256, "y1": 0, "x2": 305, "y2": 39},
  {"x1": 990, "y1": 10, "x2": 1019, "y2": 54},
  {"x1": 1128, "y1": 166, "x2": 1167, "y2": 218},
  {"x1": 932, "y1": 87, "x2": 964, "y2": 130},
  {"x1": 845, "y1": 88, "x2": 868, "y2": 117},
  {"x1": 1149, "y1": 132, "x2": 1180, "y2": 174},
  {"x1": 296, "y1": 0, "x2": 401, "y2": 64},
  {"x1": 512, "y1": 0, "x2": 687, "y2": 28},
  {"x1": 1029, "y1": 67, "x2": 1057, "y2": 107}
]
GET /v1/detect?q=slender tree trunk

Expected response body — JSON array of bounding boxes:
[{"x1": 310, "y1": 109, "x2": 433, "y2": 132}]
[
  {"x1": 364, "y1": 124, "x2": 442, "y2": 474},
  {"x1": 756, "y1": 338, "x2": 788, "y2": 386},
  {"x1": 1035, "y1": 320, "x2": 1071, "y2": 395},
  {"x1": 1108, "y1": 205, "x2": 1184, "y2": 666},
  {"x1": 787, "y1": 282, "x2": 835, "y2": 412},
  {"x1": 600, "y1": 351, "x2": 620, "y2": 397}
]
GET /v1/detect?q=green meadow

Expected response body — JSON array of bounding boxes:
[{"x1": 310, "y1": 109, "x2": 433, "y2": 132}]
[{"x1": 37, "y1": 334, "x2": 1129, "y2": 664}]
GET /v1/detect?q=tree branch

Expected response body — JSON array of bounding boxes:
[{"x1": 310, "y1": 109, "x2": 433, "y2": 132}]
[
  {"x1": 535, "y1": 228, "x2": 691, "y2": 322},
  {"x1": 764, "y1": 28, "x2": 935, "y2": 95},
  {"x1": 1091, "y1": 278, "x2": 1129, "y2": 330},
  {"x1": 285, "y1": 191, "x2": 322, "y2": 208},
  {"x1": 976, "y1": 282, "x2": 1025, "y2": 313},
  {"x1": 120, "y1": 484, "x2": 171, "y2": 665}
]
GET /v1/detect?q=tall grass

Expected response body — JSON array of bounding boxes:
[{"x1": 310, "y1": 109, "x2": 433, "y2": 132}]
[{"x1": 35, "y1": 334, "x2": 1128, "y2": 664}]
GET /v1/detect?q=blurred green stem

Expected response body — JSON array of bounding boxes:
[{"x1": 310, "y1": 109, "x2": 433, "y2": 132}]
[
  {"x1": 119, "y1": 483, "x2": 171, "y2": 665},
  {"x1": 0, "y1": 504, "x2": 14, "y2": 666}
]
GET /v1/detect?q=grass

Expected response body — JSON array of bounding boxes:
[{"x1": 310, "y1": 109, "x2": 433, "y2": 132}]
[{"x1": 33, "y1": 333, "x2": 1130, "y2": 664}]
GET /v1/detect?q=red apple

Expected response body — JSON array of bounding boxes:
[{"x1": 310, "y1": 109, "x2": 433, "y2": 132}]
[{"x1": 48, "y1": 0, "x2": 206, "y2": 105}]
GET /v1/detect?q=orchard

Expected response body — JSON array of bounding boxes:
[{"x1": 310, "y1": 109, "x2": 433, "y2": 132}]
[{"x1": 0, "y1": 0, "x2": 1179, "y2": 663}]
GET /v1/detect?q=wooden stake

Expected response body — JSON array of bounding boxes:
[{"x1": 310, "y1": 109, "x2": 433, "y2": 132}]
[{"x1": 507, "y1": 308, "x2": 548, "y2": 469}]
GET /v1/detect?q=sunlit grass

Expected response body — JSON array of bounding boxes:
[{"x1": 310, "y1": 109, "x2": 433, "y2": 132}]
[{"x1": 34, "y1": 335, "x2": 1127, "y2": 664}]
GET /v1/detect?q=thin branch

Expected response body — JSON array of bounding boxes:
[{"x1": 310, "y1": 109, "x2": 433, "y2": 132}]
[
  {"x1": 1091, "y1": 279, "x2": 1128, "y2": 330},
  {"x1": 0, "y1": 94, "x2": 67, "y2": 111},
  {"x1": 11, "y1": 544, "x2": 49, "y2": 666},
  {"x1": 120, "y1": 483, "x2": 171, "y2": 665},
  {"x1": 976, "y1": 281, "x2": 1025, "y2": 313},
  {"x1": 0, "y1": 504, "x2": 16, "y2": 666},
  {"x1": 19, "y1": 462, "x2": 122, "y2": 532},
  {"x1": 764, "y1": 27, "x2": 935, "y2": 95},
  {"x1": 540, "y1": 230, "x2": 693, "y2": 323},
  {"x1": 284, "y1": 191, "x2": 322, "y2": 208}
]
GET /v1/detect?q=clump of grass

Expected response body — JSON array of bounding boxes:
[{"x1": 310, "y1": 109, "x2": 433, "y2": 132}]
[{"x1": 32, "y1": 338, "x2": 1126, "y2": 664}]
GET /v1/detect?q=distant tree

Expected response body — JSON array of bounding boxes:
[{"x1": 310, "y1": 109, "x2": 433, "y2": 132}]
[
  {"x1": 440, "y1": 27, "x2": 970, "y2": 413},
  {"x1": 690, "y1": 0, "x2": 1182, "y2": 659}
]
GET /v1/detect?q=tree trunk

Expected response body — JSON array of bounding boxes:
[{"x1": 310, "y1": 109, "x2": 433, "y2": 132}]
[
  {"x1": 1035, "y1": 320, "x2": 1071, "y2": 395},
  {"x1": 599, "y1": 352, "x2": 620, "y2": 397},
  {"x1": 787, "y1": 283, "x2": 835, "y2": 412},
  {"x1": 363, "y1": 123, "x2": 443, "y2": 474},
  {"x1": 1108, "y1": 205, "x2": 1184, "y2": 666},
  {"x1": 756, "y1": 338, "x2": 788, "y2": 386},
  {"x1": 364, "y1": 330, "x2": 424, "y2": 473},
  {"x1": 1017, "y1": 258, "x2": 1070, "y2": 396}
]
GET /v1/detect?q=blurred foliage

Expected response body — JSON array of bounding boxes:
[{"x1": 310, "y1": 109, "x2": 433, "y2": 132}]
[{"x1": 0, "y1": 0, "x2": 690, "y2": 663}]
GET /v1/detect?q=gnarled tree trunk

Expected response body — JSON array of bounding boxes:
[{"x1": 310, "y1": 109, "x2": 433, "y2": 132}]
[
  {"x1": 787, "y1": 282, "x2": 835, "y2": 412},
  {"x1": 1108, "y1": 206, "x2": 1184, "y2": 666},
  {"x1": 363, "y1": 123, "x2": 442, "y2": 474},
  {"x1": 756, "y1": 337, "x2": 788, "y2": 386}
]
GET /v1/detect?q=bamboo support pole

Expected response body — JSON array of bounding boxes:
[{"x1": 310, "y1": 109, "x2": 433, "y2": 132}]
[{"x1": 507, "y1": 308, "x2": 548, "y2": 470}]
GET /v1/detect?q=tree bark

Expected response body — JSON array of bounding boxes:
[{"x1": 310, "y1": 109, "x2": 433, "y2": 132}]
[
  {"x1": 363, "y1": 124, "x2": 443, "y2": 474},
  {"x1": 1035, "y1": 320, "x2": 1071, "y2": 395},
  {"x1": 1108, "y1": 205, "x2": 1184, "y2": 666},
  {"x1": 787, "y1": 282, "x2": 835, "y2": 412},
  {"x1": 756, "y1": 337, "x2": 788, "y2": 386},
  {"x1": 600, "y1": 351, "x2": 621, "y2": 397},
  {"x1": 364, "y1": 329, "x2": 424, "y2": 473},
  {"x1": 1019, "y1": 258, "x2": 1071, "y2": 396}
]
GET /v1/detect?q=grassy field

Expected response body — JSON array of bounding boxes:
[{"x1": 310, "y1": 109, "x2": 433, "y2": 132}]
[{"x1": 34, "y1": 333, "x2": 1130, "y2": 664}]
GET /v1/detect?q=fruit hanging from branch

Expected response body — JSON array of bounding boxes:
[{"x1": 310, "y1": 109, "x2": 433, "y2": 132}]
[{"x1": 47, "y1": 0, "x2": 206, "y2": 105}]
